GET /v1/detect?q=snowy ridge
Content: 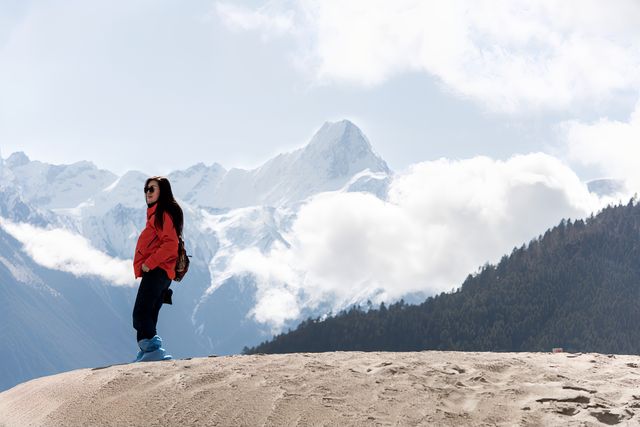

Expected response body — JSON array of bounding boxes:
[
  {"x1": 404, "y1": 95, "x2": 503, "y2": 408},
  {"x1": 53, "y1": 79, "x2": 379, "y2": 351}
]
[
  {"x1": 169, "y1": 120, "x2": 390, "y2": 209},
  {"x1": 5, "y1": 152, "x2": 118, "y2": 210},
  {"x1": 586, "y1": 178, "x2": 627, "y2": 198}
]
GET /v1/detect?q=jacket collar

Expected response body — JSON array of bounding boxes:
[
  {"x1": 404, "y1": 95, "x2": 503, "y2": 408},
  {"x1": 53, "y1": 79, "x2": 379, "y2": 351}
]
[{"x1": 146, "y1": 203, "x2": 158, "y2": 220}]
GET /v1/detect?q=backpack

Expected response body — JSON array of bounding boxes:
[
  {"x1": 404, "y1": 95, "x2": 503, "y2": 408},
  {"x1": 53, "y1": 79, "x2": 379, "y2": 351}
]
[{"x1": 174, "y1": 236, "x2": 190, "y2": 282}]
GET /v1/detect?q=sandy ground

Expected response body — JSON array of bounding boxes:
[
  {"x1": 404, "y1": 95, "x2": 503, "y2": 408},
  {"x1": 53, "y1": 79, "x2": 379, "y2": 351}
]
[{"x1": 1, "y1": 351, "x2": 639, "y2": 426}]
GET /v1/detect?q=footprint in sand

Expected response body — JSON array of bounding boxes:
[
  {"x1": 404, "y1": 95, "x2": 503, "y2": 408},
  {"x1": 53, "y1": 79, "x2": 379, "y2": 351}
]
[{"x1": 589, "y1": 410, "x2": 628, "y2": 425}]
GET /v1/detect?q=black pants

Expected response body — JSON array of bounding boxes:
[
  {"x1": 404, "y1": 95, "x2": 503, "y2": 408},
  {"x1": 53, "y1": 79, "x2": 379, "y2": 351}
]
[{"x1": 132, "y1": 268, "x2": 171, "y2": 342}]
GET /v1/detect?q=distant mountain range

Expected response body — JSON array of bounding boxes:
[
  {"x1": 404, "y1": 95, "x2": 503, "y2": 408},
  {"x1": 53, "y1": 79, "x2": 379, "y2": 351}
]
[{"x1": 246, "y1": 201, "x2": 640, "y2": 355}]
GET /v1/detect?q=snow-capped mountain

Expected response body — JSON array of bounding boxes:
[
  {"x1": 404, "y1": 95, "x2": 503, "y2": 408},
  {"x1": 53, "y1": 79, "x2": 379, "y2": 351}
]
[
  {"x1": 5, "y1": 152, "x2": 117, "y2": 210},
  {"x1": 169, "y1": 120, "x2": 390, "y2": 209},
  {"x1": 0, "y1": 151, "x2": 56, "y2": 226},
  {"x1": 586, "y1": 178, "x2": 627, "y2": 198},
  {"x1": 0, "y1": 120, "x2": 394, "y2": 391},
  {"x1": 5, "y1": 120, "x2": 390, "y2": 261}
]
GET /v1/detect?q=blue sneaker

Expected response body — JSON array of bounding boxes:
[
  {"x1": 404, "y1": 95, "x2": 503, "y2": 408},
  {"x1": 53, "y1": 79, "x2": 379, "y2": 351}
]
[{"x1": 137, "y1": 335, "x2": 173, "y2": 362}]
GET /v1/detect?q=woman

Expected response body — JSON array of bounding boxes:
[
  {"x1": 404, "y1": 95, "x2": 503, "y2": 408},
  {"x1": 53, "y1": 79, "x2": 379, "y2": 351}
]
[{"x1": 132, "y1": 176, "x2": 183, "y2": 362}]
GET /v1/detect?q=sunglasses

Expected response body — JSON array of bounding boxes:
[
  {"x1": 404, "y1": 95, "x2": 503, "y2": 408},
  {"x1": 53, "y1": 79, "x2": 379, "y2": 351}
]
[{"x1": 144, "y1": 185, "x2": 158, "y2": 194}]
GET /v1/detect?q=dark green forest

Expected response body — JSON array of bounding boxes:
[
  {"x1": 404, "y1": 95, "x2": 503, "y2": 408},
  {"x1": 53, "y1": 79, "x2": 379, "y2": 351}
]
[{"x1": 245, "y1": 200, "x2": 640, "y2": 355}]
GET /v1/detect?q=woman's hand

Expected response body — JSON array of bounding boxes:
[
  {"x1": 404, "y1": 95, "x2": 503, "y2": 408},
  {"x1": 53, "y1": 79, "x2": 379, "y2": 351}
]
[{"x1": 142, "y1": 264, "x2": 150, "y2": 273}]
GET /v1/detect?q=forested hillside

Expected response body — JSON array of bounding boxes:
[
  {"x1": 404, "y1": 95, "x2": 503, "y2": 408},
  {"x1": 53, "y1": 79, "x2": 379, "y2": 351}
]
[{"x1": 246, "y1": 201, "x2": 640, "y2": 355}]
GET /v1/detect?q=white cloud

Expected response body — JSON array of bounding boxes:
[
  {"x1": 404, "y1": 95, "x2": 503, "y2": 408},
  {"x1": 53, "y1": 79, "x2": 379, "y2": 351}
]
[
  {"x1": 220, "y1": 153, "x2": 613, "y2": 329},
  {"x1": 251, "y1": 285, "x2": 301, "y2": 331},
  {"x1": 562, "y1": 101, "x2": 640, "y2": 190},
  {"x1": 0, "y1": 219, "x2": 135, "y2": 286},
  {"x1": 216, "y1": 0, "x2": 640, "y2": 113},
  {"x1": 215, "y1": 2, "x2": 295, "y2": 38}
]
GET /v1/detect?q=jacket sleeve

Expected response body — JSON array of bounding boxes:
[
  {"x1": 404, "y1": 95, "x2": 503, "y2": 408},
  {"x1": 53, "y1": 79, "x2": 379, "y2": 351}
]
[{"x1": 144, "y1": 212, "x2": 179, "y2": 271}]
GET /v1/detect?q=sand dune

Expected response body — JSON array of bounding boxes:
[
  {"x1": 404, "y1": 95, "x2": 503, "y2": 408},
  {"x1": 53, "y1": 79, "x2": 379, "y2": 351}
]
[{"x1": 1, "y1": 351, "x2": 639, "y2": 426}]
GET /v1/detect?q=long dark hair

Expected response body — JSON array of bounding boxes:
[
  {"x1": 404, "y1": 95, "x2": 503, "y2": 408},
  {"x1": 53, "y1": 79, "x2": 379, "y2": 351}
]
[{"x1": 145, "y1": 176, "x2": 184, "y2": 237}]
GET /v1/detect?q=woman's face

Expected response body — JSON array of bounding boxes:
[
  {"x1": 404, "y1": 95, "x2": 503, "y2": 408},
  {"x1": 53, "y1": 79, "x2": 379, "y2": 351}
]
[{"x1": 145, "y1": 180, "x2": 160, "y2": 205}]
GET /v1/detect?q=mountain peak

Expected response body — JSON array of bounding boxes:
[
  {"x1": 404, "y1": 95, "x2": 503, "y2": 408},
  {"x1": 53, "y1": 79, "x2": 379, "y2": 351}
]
[
  {"x1": 322, "y1": 119, "x2": 359, "y2": 132},
  {"x1": 302, "y1": 120, "x2": 390, "y2": 179},
  {"x1": 6, "y1": 152, "x2": 30, "y2": 168},
  {"x1": 307, "y1": 120, "x2": 369, "y2": 152},
  {"x1": 587, "y1": 178, "x2": 626, "y2": 197}
]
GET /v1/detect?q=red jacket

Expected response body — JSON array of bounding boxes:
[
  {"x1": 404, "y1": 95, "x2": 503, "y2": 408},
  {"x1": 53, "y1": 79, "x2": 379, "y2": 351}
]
[{"x1": 133, "y1": 204, "x2": 178, "y2": 280}]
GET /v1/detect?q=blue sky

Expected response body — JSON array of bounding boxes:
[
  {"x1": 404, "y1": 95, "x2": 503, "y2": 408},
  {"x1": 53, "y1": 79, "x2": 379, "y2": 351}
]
[{"x1": 1, "y1": 0, "x2": 639, "y2": 182}]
